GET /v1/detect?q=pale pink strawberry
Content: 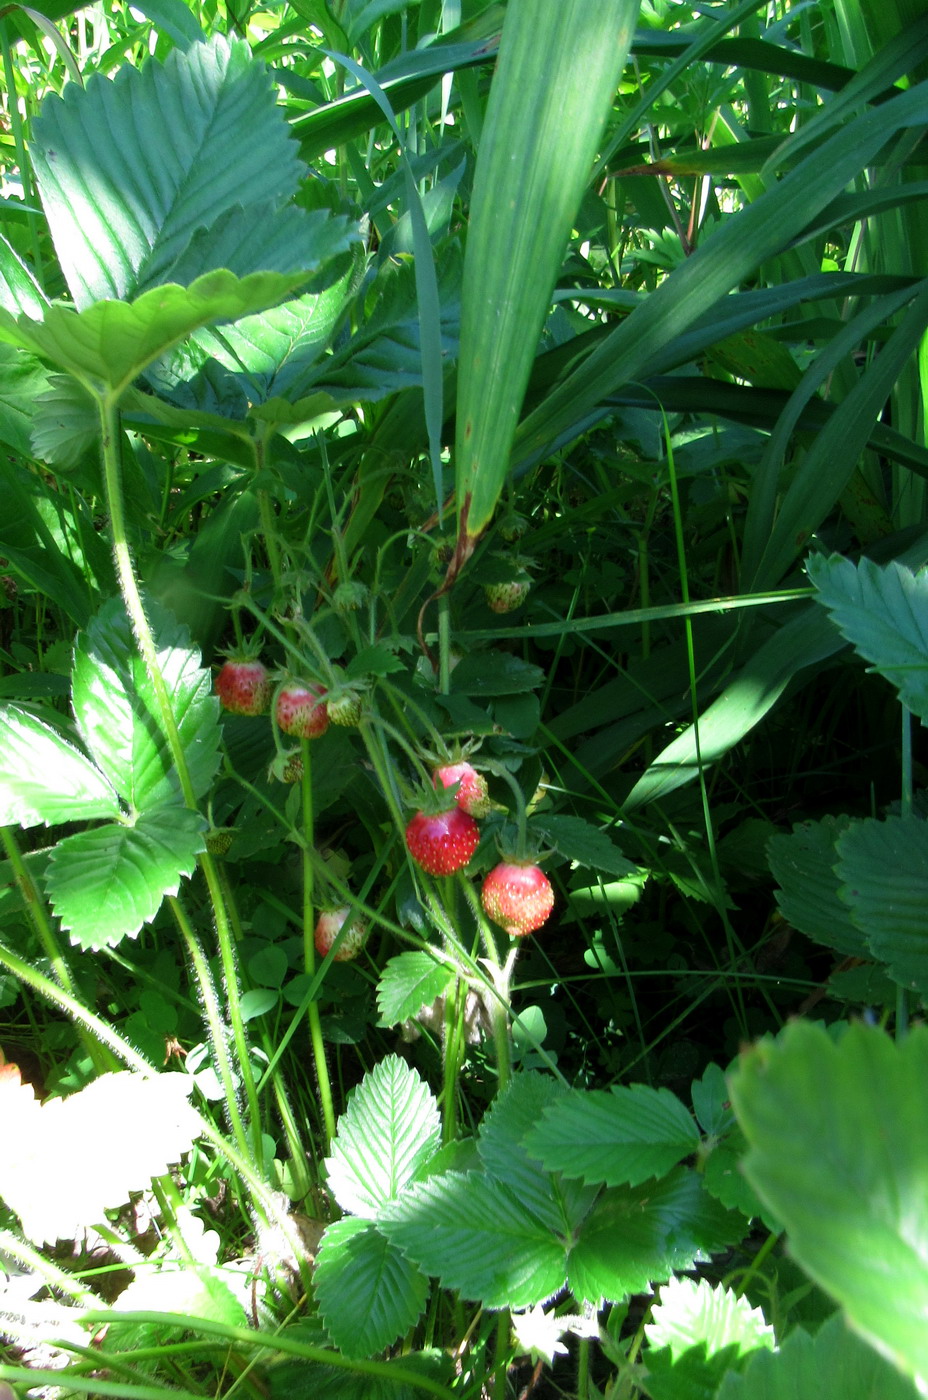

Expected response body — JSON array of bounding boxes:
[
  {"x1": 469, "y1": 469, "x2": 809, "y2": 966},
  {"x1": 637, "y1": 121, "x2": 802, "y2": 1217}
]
[
  {"x1": 481, "y1": 862, "x2": 554, "y2": 937},
  {"x1": 433, "y1": 761, "x2": 491, "y2": 818},
  {"x1": 216, "y1": 657, "x2": 271, "y2": 715},
  {"x1": 276, "y1": 681, "x2": 329, "y2": 738},
  {"x1": 484, "y1": 578, "x2": 531, "y2": 613},
  {"x1": 314, "y1": 906, "x2": 367, "y2": 961}
]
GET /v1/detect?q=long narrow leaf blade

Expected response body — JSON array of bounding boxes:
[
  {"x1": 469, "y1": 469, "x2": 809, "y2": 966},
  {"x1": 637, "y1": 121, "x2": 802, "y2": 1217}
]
[{"x1": 455, "y1": 0, "x2": 640, "y2": 543}]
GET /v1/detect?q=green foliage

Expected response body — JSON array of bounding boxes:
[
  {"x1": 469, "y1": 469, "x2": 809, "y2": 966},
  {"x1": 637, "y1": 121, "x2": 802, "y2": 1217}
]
[
  {"x1": 731, "y1": 1022, "x2": 928, "y2": 1394},
  {"x1": 0, "y1": 0, "x2": 927, "y2": 1395}
]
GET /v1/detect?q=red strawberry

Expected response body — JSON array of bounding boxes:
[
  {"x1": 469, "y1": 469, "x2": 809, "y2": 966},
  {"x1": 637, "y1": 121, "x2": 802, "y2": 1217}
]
[
  {"x1": 314, "y1": 906, "x2": 367, "y2": 961},
  {"x1": 433, "y1": 761, "x2": 490, "y2": 818},
  {"x1": 484, "y1": 577, "x2": 530, "y2": 614},
  {"x1": 216, "y1": 657, "x2": 271, "y2": 716},
  {"x1": 405, "y1": 807, "x2": 480, "y2": 876},
  {"x1": 481, "y1": 862, "x2": 554, "y2": 937},
  {"x1": 276, "y1": 681, "x2": 329, "y2": 738}
]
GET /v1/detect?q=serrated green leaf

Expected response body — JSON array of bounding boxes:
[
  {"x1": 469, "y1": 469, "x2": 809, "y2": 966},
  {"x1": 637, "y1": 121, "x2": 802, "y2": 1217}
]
[
  {"x1": 767, "y1": 815, "x2": 865, "y2": 957},
  {"x1": 807, "y1": 554, "x2": 928, "y2": 722},
  {"x1": 646, "y1": 1276, "x2": 775, "y2": 1361},
  {"x1": 0, "y1": 1070, "x2": 200, "y2": 1243},
  {"x1": 0, "y1": 270, "x2": 319, "y2": 398},
  {"x1": 380, "y1": 1171, "x2": 567, "y2": 1309},
  {"x1": 701, "y1": 1129, "x2": 773, "y2": 1228},
  {"x1": 526, "y1": 1084, "x2": 699, "y2": 1188},
  {"x1": 450, "y1": 652, "x2": 544, "y2": 696},
  {"x1": 0, "y1": 345, "x2": 54, "y2": 457},
  {"x1": 177, "y1": 272, "x2": 355, "y2": 410},
  {"x1": 835, "y1": 816, "x2": 928, "y2": 994},
  {"x1": 531, "y1": 815, "x2": 637, "y2": 877},
  {"x1": 691, "y1": 1062, "x2": 735, "y2": 1137},
  {"x1": 315, "y1": 1217, "x2": 429, "y2": 1359},
  {"x1": 0, "y1": 705, "x2": 119, "y2": 827},
  {"x1": 348, "y1": 645, "x2": 408, "y2": 680},
  {"x1": 72, "y1": 597, "x2": 221, "y2": 810},
  {"x1": 45, "y1": 805, "x2": 205, "y2": 950},
  {"x1": 478, "y1": 1074, "x2": 595, "y2": 1234},
  {"x1": 730, "y1": 1021, "x2": 928, "y2": 1392},
  {"x1": 0, "y1": 232, "x2": 50, "y2": 320},
  {"x1": 31, "y1": 374, "x2": 100, "y2": 468},
  {"x1": 376, "y1": 952, "x2": 456, "y2": 1026},
  {"x1": 644, "y1": 1342, "x2": 745, "y2": 1400},
  {"x1": 716, "y1": 1312, "x2": 920, "y2": 1400},
  {"x1": 567, "y1": 1169, "x2": 745, "y2": 1305},
  {"x1": 324, "y1": 1055, "x2": 441, "y2": 1218},
  {"x1": 32, "y1": 35, "x2": 305, "y2": 307}
]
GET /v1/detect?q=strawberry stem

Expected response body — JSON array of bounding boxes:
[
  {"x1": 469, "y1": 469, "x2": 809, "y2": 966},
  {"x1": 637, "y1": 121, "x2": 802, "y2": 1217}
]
[
  {"x1": 300, "y1": 735, "x2": 337, "y2": 1149},
  {"x1": 99, "y1": 393, "x2": 265, "y2": 1175},
  {"x1": 0, "y1": 827, "x2": 114, "y2": 1074}
]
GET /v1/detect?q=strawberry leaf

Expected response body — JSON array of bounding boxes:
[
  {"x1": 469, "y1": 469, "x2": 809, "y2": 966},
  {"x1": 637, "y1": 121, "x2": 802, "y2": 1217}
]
[
  {"x1": 72, "y1": 597, "x2": 221, "y2": 811},
  {"x1": 376, "y1": 951, "x2": 456, "y2": 1027},
  {"x1": 524, "y1": 1083, "x2": 700, "y2": 1187},
  {"x1": 767, "y1": 815, "x2": 864, "y2": 957},
  {"x1": 716, "y1": 1313, "x2": 921, "y2": 1400},
  {"x1": 46, "y1": 806, "x2": 205, "y2": 950},
  {"x1": 449, "y1": 651, "x2": 544, "y2": 696},
  {"x1": 730, "y1": 1020, "x2": 928, "y2": 1392},
  {"x1": 380, "y1": 1171, "x2": 567, "y2": 1309},
  {"x1": 324, "y1": 1055, "x2": 441, "y2": 1218},
  {"x1": 31, "y1": 35, "x2": 305, "y2": 307},
  {"x1": 566, "y1": 1169, "x2": 745, "y2": 1304},
  {"x1": 531, "y1": 814, "x2": 637, "y2": 877},
  {"x1": 315, "y1": 1217, "x2": 429, "y2": 1359},
  {"x1": 0, "y1": 705, "x2": 120, "y2": 827},
  {"x1": 477, "y1": 1074, "x2": 595, "y2": 1235}
]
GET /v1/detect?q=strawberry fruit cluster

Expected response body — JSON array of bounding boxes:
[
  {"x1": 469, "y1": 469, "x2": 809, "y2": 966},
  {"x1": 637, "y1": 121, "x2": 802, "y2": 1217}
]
[{"x1": 405, "y1": 760, "x2": 554, "y2": 938}]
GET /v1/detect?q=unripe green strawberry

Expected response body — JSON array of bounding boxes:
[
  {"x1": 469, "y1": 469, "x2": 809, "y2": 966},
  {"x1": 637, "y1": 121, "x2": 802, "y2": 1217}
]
[
  {"x1": 328, "y1": 689, "x2": 364, "y2": 727},
  {"x1": 481, "y1": 862, "x2": 554, "y2": 937},
  {"x1": 205, "y1": 829, "x2": 233, "y2": 856},
  {"x1": 314, "y1": 906, "x2": 367, "y2": 961},
  {"x1": 333, "y1": 581, "x2": 368, "y2": 614},
  {"x1": 499, "y1": 512, "x2": 528, "y2": 543},
  {"x1": 276, "y1": 681, "x2": 329, "y2": 738},
  {"x1": 405, "y1": 806, "x2": 480, "y2": 876},
  {"x1": 433, "y1": 761, "x2": 491, "y2": 818},
  {"x1": 268, "y1": 749, "x2": 303, "y2": 783},
  {"x1": 484, "y1": 577, "x2": 531, "y2": 614},
  {"x1": 282, "y1": 753, "x2": 303, "y2": 783},
  {"x1": 216, "y1": 657, "x2": 271, "y2": 715}
]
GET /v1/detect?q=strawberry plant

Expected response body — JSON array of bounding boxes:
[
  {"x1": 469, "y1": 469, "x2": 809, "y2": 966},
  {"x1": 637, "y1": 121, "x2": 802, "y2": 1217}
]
[{"x1": 0, "y1": 0, "x2": 927, "y2": 1397}]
